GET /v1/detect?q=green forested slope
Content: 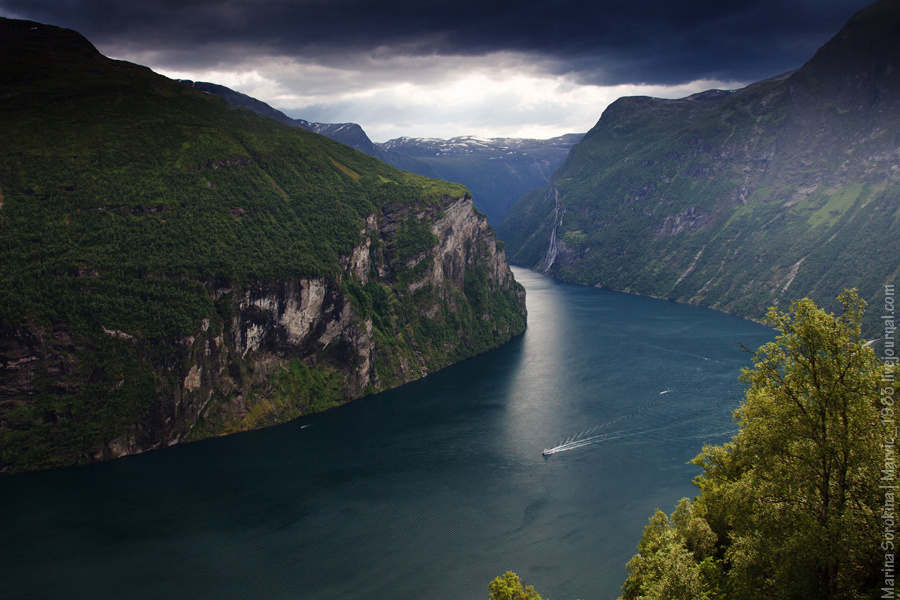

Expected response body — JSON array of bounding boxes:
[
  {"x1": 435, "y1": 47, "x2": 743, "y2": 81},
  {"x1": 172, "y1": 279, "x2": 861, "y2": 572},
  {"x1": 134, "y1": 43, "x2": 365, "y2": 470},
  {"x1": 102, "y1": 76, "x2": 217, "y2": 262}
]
[
  {"x1": 0, "y1": 18, "x2": 525, "y2": 472},
  {"x1": 0, "y1": 18, "x2": 463, "y2": 336}
]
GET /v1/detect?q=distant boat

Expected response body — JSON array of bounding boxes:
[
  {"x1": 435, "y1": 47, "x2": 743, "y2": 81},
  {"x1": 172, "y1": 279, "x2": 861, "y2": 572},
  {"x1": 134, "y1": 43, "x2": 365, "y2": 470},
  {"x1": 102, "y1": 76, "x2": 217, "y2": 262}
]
[{"x1": 542, "y1": 449, "x2": 553, "y2": 456}]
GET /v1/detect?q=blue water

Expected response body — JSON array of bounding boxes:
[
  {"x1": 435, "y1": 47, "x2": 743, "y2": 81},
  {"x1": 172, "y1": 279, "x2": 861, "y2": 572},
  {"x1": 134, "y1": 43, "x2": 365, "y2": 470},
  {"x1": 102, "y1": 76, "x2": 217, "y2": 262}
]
[{"x1": 0, "y1": 268, "x2": 773, "y2": 600}]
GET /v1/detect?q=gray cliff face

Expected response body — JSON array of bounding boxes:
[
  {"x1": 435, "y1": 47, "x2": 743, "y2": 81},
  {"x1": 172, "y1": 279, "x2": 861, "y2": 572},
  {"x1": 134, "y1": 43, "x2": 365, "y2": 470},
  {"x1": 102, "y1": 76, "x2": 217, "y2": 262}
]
[{"x1": 1, "y1": 194, "x2": 526, "y2": 468}]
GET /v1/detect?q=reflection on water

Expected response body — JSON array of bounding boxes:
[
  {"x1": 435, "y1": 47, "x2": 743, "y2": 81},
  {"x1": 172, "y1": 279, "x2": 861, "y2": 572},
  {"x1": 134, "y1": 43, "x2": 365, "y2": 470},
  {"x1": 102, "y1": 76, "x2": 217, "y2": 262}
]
[{"x1": 0, "y1": 268, "x2": 773, "y2": 600}]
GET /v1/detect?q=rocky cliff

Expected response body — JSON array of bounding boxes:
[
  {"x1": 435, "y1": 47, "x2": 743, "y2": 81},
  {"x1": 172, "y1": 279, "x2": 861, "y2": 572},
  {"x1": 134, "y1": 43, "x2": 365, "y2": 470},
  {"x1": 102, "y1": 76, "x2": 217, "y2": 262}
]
[
  {"x1": 0, "y1": 17, "x2": 525, "y2": 473},
  {"x1": 1, "y1": 191, "x2": 525, "y2": 472}
]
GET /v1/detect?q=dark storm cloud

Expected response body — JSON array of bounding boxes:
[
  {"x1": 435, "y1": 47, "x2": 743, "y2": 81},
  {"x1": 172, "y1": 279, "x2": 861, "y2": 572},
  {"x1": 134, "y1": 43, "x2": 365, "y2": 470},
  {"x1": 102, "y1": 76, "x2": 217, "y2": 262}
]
[{"x1": 0, "y1": 0, "x2": 876, "y2": 85}]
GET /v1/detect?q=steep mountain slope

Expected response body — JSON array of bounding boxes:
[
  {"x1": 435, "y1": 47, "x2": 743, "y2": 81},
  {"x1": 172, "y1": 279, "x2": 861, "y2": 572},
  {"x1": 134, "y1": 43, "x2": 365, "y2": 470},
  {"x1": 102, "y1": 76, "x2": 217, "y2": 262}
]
[
  {"x1": 180, "y1": 81, "x2": 582, "y2": 225},
  {"x1": 501, "y1": 0, "x2": 900, "y2": 333},
  {"x1": 0, "y1": 17, "x2": 526, "y2": 473}
]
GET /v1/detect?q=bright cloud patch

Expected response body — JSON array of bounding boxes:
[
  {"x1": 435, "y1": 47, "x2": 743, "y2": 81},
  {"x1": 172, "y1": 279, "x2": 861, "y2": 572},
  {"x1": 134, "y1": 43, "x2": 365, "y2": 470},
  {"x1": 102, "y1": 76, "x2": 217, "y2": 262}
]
[{"x1": 142, "y1": 50, "x2": 744, "y2": 142}]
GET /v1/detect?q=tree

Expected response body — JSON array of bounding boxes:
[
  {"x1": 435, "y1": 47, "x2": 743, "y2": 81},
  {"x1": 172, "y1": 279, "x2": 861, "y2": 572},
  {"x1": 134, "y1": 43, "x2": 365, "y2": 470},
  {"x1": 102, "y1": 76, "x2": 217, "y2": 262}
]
[
  {"x1": 620, "y1": 499, "x2": 719, "y2": 600},
  {"x1": 621, "y1": 290, "x2": 887, "y2": 600},
  {"x1": 488, "y1": 571, "x2": 543, "y2": 600}
]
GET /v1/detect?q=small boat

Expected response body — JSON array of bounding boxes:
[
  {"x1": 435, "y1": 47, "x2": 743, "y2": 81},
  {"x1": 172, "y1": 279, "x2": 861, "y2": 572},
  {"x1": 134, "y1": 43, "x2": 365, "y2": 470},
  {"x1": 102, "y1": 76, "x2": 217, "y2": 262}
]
[{"x1": 542, "y1": 448, "x2": 553, "y2": 456}]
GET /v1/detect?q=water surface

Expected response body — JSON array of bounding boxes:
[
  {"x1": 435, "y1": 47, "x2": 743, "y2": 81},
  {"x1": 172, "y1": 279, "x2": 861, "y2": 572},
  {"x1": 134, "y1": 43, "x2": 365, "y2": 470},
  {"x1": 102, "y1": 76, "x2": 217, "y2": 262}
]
[{"x1": 0, "y1": 268, "x2": 773, "y2": 600}]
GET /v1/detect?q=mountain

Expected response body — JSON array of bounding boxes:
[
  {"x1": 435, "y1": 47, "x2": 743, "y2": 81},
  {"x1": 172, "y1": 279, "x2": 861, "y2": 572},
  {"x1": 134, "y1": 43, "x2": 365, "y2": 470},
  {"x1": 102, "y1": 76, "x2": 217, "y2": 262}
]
[
  {"x1": 181, "y1": 81, "x2": 582, "y2": 224},
  {"x1": 0, "y1": 17, "x2": 526, "y2": 473},
  {"x1": 500, "y1": 0, "x2": 900, "y2": 334}
]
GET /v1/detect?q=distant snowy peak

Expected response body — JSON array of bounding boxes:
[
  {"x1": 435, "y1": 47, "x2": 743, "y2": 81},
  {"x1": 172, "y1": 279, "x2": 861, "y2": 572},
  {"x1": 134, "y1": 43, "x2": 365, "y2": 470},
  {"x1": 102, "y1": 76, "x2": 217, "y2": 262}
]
[
  {"x1": 310, "y1": 122, "x2": 364, "y2": 135},
  {"x1": 378, "y1": 133, "x2": 584, "y2": 157}
]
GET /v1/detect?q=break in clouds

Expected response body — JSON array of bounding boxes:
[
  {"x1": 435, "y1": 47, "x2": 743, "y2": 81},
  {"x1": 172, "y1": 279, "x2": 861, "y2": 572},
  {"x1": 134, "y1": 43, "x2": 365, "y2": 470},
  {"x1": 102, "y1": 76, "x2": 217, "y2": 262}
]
[{"x1": 149, "y1": 50, "x2": 745, "y2": 141}]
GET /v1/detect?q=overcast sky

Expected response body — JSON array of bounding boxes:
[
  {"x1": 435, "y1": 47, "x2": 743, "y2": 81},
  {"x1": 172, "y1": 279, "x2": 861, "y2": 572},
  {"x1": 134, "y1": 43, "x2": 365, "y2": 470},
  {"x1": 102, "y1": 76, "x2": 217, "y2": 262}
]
[{"x1": 0, "y1": 0, "x2": 876, "y2": 141}]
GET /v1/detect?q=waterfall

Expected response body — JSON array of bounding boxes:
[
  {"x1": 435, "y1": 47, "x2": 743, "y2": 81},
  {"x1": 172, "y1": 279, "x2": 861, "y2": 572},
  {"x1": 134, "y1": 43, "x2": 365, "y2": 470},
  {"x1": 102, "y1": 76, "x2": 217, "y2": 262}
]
[{"x1": 539, "y1": 185, "x2": 560, "y2": 273}]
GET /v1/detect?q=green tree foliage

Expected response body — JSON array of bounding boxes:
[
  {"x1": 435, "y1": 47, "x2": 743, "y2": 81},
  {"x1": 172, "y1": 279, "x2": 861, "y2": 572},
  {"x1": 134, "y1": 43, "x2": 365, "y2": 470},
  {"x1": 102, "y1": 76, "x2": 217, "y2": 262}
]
[
  {"x1": 488, "y1": 571, "x2": 543, "y2": 600},
  {"x1": 620, "y1": 290, "x2": 887, "y2": 600},
  {"x1": 395, "y1": 217, "x2": 439, "y2": 262},
  {"x1": 621, "y1": 499, "x2": 719, "y2": 600}
]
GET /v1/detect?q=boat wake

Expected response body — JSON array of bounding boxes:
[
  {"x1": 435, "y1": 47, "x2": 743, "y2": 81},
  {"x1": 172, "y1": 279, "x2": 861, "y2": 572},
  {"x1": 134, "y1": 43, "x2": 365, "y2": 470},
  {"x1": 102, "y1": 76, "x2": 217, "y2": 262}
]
[
  {"x1": 542, "y1": 423, "x2": 677, "y2": 456},
  {"x1": 542, "y1": 363, "x2": 738, "y2": 457}
]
